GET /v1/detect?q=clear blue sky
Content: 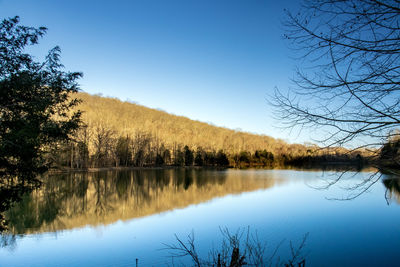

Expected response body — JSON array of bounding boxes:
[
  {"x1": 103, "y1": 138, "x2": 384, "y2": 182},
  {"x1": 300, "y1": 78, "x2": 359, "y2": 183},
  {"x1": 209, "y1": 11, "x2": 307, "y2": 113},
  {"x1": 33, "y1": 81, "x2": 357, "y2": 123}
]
[{"x1": 1, "y1": 0, "x2": 308, "y2": 143}]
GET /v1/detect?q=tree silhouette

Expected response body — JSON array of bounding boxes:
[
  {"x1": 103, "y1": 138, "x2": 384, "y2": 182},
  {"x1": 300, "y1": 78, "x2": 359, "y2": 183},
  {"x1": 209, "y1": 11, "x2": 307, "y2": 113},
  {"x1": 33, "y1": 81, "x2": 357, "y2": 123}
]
[
  {"x1": 195, "y1": 149, "x2": 204, "y2": 166},
  {"x1": 0, "y1": 16, "x2": 81, "y2": 181},
  {"x1": 184, "y1": 145, "x2": 194, "y2": 166},
  {"x1": 274, "y1": 0, "x2": 400, "y2": 152}
]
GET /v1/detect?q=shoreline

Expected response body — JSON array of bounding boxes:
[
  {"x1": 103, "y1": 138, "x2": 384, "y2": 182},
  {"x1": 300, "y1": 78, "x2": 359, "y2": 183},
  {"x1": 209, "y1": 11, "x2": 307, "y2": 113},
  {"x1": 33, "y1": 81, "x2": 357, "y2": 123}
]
[
  {"x1": 47, "y1": 162, "x2": 377, "y2": 174},
  {"x1": 47, "y1": 165, "x2": 229, "y2": 174}
]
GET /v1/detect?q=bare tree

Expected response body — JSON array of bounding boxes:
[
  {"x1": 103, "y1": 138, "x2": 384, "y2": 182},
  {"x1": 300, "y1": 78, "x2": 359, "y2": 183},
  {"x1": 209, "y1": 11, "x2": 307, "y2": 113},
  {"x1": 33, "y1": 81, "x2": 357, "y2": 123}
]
[
  {"x1": 163, "y1": 228, "x2": 308, "y2": 267},
  {"x1": 274, "y1": 0, "x2": 400, "y2": 152},
  {"x1": 93, "y1": 124, "x2": 115, "y2": 167}
]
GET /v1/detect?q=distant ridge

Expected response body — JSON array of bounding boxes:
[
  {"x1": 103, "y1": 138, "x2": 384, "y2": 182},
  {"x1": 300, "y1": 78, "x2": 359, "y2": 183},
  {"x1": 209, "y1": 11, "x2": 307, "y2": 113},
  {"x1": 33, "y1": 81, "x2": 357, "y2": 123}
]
[{"x1": 76, "y1": 92, "x2": 308, "y2": 156}]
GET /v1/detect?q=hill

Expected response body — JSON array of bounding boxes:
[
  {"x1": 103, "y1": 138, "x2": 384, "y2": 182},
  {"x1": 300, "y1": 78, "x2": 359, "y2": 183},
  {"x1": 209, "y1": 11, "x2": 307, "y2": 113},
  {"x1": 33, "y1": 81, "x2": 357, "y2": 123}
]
[
  {"x1": 50, "y1": 92, "x2": 363, "y2": 168},
  {"x1": 77, "y1": 92, "x2": 289, "y2": 153}
]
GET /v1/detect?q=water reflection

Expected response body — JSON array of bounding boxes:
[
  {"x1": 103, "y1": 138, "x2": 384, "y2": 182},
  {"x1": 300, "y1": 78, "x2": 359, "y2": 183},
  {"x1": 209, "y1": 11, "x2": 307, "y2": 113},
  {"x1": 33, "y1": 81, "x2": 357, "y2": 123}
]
[
  {"x1": 0, "y1": 182, "x2": 38, "y2": 232},
  {"x1": 2, "y1": 169, "x2": 281, "y2": 235},
  {"x1": 2, "y1": 169, "x2": 400, "y2": 266},
  {"x1": 383, "y1": 176, "x2": 400, "y2": 204}
]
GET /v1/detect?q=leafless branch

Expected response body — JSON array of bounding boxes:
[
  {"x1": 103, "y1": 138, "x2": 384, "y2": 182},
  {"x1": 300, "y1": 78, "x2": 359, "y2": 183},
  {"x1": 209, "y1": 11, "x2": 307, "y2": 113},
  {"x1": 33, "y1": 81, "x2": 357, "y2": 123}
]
[{"x1": 275, "y1": 0, "x2": 400, "y2": 152}]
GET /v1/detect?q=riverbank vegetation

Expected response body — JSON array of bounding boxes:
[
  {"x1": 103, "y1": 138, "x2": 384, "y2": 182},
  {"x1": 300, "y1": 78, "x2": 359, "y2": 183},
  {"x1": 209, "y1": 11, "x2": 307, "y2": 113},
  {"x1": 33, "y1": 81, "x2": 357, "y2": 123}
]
[{"x1": 165, "y1": 228, "x2": 307, "y2": 267}]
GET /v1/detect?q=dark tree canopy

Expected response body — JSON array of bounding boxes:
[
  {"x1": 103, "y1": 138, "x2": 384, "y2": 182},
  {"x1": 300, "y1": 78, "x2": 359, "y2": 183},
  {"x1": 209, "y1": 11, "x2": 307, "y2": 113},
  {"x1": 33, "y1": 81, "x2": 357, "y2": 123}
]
[
  {"x1": 184, "y1": 145, "x2": 194, "y2": 166},
  {"x1": 275, "y1": 0, "x2": 400, "y2": 149},
  {"x1": 0, "y1": 16, "x2": 82, "y2": 181}
]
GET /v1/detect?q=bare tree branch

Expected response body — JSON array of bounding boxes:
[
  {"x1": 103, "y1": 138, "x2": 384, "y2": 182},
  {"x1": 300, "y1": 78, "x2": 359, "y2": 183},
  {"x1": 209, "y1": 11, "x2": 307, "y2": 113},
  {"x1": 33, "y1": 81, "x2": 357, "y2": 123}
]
[{"x1": 275, "y1": 0, "x2": 400, "y2": 152}]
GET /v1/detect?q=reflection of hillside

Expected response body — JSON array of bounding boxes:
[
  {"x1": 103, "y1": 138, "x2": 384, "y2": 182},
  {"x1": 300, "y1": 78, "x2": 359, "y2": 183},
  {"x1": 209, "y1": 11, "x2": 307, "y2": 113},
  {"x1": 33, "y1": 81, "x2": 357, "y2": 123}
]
[
  {"x1": 383, "y1": 177, "x2": 400, "y2": 204},
  {"x1": 5, "y1": 169, "x2": 282, "y2": 234}
]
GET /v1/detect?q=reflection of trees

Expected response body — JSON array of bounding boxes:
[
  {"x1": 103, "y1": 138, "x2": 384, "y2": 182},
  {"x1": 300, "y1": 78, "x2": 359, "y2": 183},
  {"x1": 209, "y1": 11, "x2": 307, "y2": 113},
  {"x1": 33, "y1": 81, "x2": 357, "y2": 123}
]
[
  {"x1": 311, "y1": 168, "x2": 400, "y2": 203},
  {"x1": 2, "y1": 169, "x2": 276, "y2": 235},
  {"x1": 382, "y1": 176, "x2": 400, "y2": 204},
  {"x1": 93, "y1": 173, "x2": 114, "y2": 216},
  {"x1": 0, "y1": 180, "x2": 39, "y2": 250},
  {"x1": 0, "y1": 181, "x2": 38, "y2": 232},
  {"x1": 1, "y1": 232, "x2": 16, "y2": 250},
  {"x1": 0, "y1": 173, "x2": 90, "y2": 234},
  {"x1": 305, "y1": 167, "x2": 386, "y2": 201},
  {"x1": 115, "y1": 171, "x2": 130, "y2": 199}
]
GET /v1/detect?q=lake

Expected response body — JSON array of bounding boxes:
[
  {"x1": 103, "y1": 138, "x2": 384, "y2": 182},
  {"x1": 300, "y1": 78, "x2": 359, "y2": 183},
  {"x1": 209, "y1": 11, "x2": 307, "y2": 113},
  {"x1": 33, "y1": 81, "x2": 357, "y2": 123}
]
[{"x1": 1, "y1": 168, "x2": 400, "y2": 266}]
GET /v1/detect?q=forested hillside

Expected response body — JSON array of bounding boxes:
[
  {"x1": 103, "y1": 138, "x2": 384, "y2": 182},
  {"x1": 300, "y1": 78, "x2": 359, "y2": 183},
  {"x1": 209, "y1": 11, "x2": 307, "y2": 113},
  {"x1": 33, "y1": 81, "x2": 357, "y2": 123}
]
[
  {"x1": 49, "y1": 92, "x2": 365, "y2": 168},
  {"x1": 78, "y1": 92, "x2": 286, "y2": 153}
]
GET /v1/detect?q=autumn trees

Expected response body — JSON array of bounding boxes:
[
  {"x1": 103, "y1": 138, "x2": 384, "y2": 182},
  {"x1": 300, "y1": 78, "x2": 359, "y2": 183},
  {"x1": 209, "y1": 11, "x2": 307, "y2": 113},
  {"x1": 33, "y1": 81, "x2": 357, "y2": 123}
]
[
  {"x1": 76, "y1": 93, "x2": 283, "y2": 157},
  {"x1": 52, "y1": 121, "x2": 360, "y2": 169},
  {"x1": 53, "y1": 128, "x2": 233, "y2": 168},
  {"x1": 43, "y1": 91, "x2": 366, "y2": 169}
]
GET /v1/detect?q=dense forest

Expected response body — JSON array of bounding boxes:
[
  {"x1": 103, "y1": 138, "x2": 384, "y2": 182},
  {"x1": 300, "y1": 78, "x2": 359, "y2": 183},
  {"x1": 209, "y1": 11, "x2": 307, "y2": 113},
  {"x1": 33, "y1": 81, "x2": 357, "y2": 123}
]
[{"x1": 46, "y1": 92, "x2": 368, "y2": 169}]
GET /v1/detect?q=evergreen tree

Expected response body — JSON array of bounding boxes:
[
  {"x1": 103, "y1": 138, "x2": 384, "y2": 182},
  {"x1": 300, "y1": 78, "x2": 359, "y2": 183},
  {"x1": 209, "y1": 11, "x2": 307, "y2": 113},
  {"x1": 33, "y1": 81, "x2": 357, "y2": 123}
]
[
  {"x1": 0, "y1": 17, "x2": 81, "y2": 181},
  {"x1": 155, "y1": 154, "x2": 164, "y2": 166},
  {"x1": 184, "y1": 145, "x2": 194, "y2": 166},
  {"x1": 216, "y1": 150, "x2": 229, "y2": 166},
  {"x1": 194, "y1": 150, "x2": 204, "y2": 166}
]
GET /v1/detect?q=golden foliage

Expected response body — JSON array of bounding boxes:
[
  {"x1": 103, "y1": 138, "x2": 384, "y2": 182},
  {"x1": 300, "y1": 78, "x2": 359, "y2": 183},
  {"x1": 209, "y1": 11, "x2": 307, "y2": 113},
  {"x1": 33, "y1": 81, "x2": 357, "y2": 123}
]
[
  {"x1": 74, "y1": 92, "x2": 306, "y2": 156},
  {"x1": 5, "y1": 169, "x2": 283, "y2": 234}
]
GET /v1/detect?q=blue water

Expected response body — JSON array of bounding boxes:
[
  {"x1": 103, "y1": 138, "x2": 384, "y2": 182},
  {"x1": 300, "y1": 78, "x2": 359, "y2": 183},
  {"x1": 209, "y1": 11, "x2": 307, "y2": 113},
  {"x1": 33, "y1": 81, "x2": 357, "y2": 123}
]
[{"x1": 0, "y1": 169, "x2": 399, "y2": 266}]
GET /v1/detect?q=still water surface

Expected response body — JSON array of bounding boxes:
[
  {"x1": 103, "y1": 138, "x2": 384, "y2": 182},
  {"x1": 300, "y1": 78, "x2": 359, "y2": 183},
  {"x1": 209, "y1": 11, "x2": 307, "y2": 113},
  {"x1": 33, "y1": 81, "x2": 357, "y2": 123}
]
[{"x1": 1, "y1": 168, "x2": 400, "y2": 266}]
